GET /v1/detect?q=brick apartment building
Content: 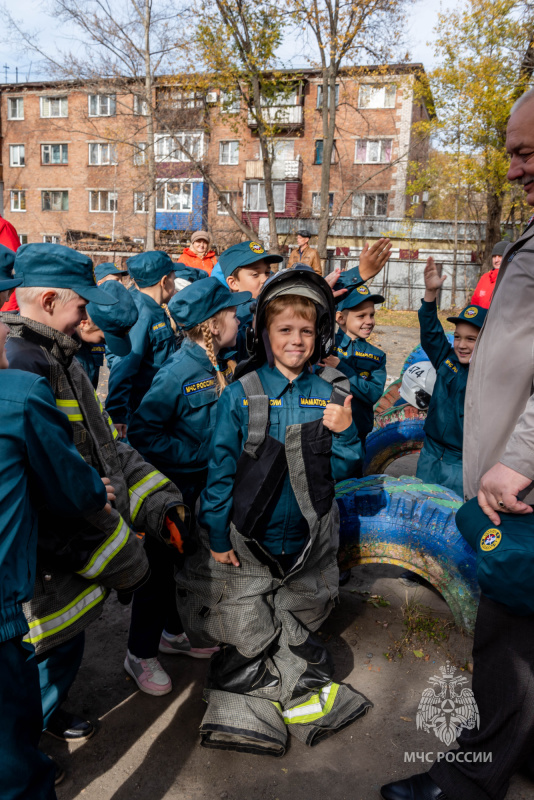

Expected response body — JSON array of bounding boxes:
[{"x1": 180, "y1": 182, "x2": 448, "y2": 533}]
[{"x1": 0, "y1": 64, "x2": 431, "y2": 258}]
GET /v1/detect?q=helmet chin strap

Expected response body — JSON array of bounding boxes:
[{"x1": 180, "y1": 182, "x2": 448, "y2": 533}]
[{"x1": 262, "y1": 327, "x2": 275, "y2": 368}]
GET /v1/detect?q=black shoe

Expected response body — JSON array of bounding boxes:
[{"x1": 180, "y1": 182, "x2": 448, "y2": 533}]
[
  {"x1": 339, "y1": 569, "x2": 352, "y2": 586},
  {"x1": 51, "y1": 757, "x2": 65, "y2": 786},
  {"x1": 381, "y1": 772, "x2": 448, "y2": 800},
  {"x1": 45, "y1": 708, "x2": 95, "y2": 741}
]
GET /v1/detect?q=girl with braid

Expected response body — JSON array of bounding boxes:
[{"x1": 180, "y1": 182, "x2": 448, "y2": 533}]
[{"x1": 126, "y1": 279, "x2": 251, "y2": 680}]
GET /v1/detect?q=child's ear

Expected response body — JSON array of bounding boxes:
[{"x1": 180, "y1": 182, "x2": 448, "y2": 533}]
[
  {"x1": 335, "y1": 310, "x2": 345, "y2": 325},
  {"x1": 226, "y1": 275, "x2": 238, "y2": 292}
]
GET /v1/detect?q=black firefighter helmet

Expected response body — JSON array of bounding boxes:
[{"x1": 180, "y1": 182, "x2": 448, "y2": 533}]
[{"x1": 244, "y1": 265, "x2": 336, "y2": 367}]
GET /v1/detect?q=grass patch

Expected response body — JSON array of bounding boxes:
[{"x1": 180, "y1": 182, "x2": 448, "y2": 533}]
[
  {"x1": 384, "y1": 597, "x2": 454, "y2": 661},
  {"x1": 375, "y1": 308, "x2": 459, "y2": 331}
]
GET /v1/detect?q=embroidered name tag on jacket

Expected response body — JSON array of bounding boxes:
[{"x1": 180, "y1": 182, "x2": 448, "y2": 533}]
[
  {"x1": 299, "y1": 396, "x2": 328, "y2": 408},
  {"x1": 152, "y1": 321, "x2": 167, "y2": 332},
  {"x1": 352, "y1": 350, "x2": 381, "y2": 362},
  {"x1": 91, "y1": 346, "x2": 106, "y2": 353},
  {"x1": 183, "y1": 378, "x2": 216, "y2": 394},
  {"x1": 241, "y1": 398, "x2": 283, "y2": 407}
]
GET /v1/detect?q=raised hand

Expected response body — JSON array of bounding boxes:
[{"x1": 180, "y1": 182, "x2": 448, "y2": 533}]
[
  {"x1": 359, "y1": 238, "x2": 392, "y2": 281},
  {"x1": 323, "y1": 394, "x2": 353, "y2": 433},
  {"x1": 424, "y1": 257, "x2": 447, "y2": 298}
]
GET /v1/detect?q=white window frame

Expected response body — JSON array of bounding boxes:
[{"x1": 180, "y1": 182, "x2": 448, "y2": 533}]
[
  {"x1": 316, "y1": 84, "x2": 339, "y2": 109},
  {"x1": 89, "y1": 190, "x2": 118, "y2": 213},
  {"x1": 354, "y1": 138, "x2": 393, "y2": 164},
  {"x1": 220, "y1": 90, "x2": 241, "y2": 114},
  {"x1": 243, "y1": 182, "x2": 286, "y2": 213},
  {"x1": 42, "y1": 234, "x2": 61, "y2": 243},
  {"x1": 133, "y1": 94, "x2": 149, "y2": 115},
  {"x1": 217, "y1": 191, "x2": 232, "y2": 216},
  {"x1": 19, "y1": 234, "x2": 28, "y2": 244},
  {"x1": 88, "y1": 94, "x2": 117, "y2": 117},
  {"x1": 134, "y1": 191, "x2": 148, "y2": 213},
  {"x1": 7, "y1": 97, "x2": 24, "y2": 120},
  {"x1": 41, "y1": 190, "x2": 69, "y2": 212},
  {"x1": 41, "y1": 143, "x2": 69, "y2": 165},
  {"x1": 88, "y1": 142, "x2": 118, "y2": 166},
  {"x1": 133, "y1": 142, "x2": 147, "y2": 166},
  {"x1": 154, "y1": 132, "x2": 204, "y2": 163},
  {"x1": 11, "y1": 190, "x2": 26, "y2": 211},
  {"x1": 9, "y1": 144, "x2": 25, "y2": 167},
  {"x1": 312, "y1": 192, "x2": 334, "y2": 216},
  {"x1": 358, "y1": 84, "x2": 396, "y2": 109},
  {"x1": 40, "y1": 96, "x2": 68, "y2": 118},
  {"x1": 156, "y1": 179, "x2": 193, "y2": 212},
  {"x1": 219, "y1": 140, "x2": 239, "y2": 165},
  {"x1": 351, "y1": 192, "x2": 388, "y2": 217}
]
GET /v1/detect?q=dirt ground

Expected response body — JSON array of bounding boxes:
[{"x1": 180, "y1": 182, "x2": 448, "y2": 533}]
[{"x1": 46, "y1": 326, "x2": 532, "y2": 800}]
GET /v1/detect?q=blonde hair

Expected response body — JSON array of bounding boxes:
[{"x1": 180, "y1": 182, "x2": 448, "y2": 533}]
[
  {"x1": 265, "y1": 294, "x2": 317, "y2": 329},
  {"x1": 16, "y1": 286, "x2": 80, "y2": 308},
  {"x1": 186, "y1": 309, "x2": 230, "y2": 395}
]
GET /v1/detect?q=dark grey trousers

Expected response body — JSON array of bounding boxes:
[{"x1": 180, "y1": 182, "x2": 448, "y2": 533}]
[{"x1": 430, "y1": 594, "x2": 534, "y2": 800}]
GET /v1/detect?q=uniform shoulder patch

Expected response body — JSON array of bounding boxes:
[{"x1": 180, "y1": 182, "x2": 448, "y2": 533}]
[
  {"x1": 444, "y1": 358, "x2": 458, "y2": 373},
  {"x1": 299, "y1": 396, "x2": 328, "y2": 408},
  {"x1": 91, "y1": 345, "x2": 106, "y2": 353},
  {"x1": 183, "y1": 378, "x2": 216, "y2": 395},
  {"x1": 480, "y1": 528, "x2": 502, "y2": 551},
  {"x1": 152, "y1": 321, "x2": 167, "y2": 332}
]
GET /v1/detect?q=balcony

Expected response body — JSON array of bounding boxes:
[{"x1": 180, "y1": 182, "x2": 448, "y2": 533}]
[
  {"x1": 247, "y1": 105, "x2": 304, "y2": 128},
  {"x1": 245, "y1": 156, "x2": 303, "y2": 181}
]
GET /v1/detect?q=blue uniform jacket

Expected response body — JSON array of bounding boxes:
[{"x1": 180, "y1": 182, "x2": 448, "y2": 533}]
[
  {"x1": 418, "y1": 299, "x2": 467, "y2": 455},
  {"x1": 75, "y1": 340, "x2": 105, "y2": 389},
  {"x1": 105, "y1": 291, "x2": 176, "y2": 425},
  {"x1": 235, "y1": 302, "x2": 253, "y2": 363},
  {"x1": 128, "y1": 339, "x2": 225, "y2": 489},
  {"x1": 0, "y1": 370, "x2": 106, "y2": 644},
  {"x1": 333, "y1": 330, "x2": 386, "y2": 441},
  {"x1": 199, "y1": 363, "x2": 362, "y2": 555}
]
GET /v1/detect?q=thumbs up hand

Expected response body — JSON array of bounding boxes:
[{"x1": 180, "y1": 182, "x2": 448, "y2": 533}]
[{"x1": 323, "y1": 394, "x2": 353, "y2": 433}]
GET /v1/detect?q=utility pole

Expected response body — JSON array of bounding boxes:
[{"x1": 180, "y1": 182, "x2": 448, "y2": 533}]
[{"x1": 3, "y1": 64, "x2": 8, "y2": 83}]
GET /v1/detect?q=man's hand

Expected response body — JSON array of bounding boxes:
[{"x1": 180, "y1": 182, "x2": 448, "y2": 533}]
[
  {"x1": 320, "y1": 354, "x2": 341, "y2": 368},
  {"x1": 424, "y1": 257, "x2": 447, "y2": 300},
  {"x1": 478, "y1": 462, "x2": 533, "y2": 524},
  {"x1": 323, "y1": 394, "x2": 353, "y2": 433},
  {"x1": 115, "y1": 423, "x2": 128, "y2": 439},
  {"x1": 210, "y1": 548, "x2": 240, "y2": 566},
  {"x1": 359, "y1": 238, "x2": 392, "y2": 282},
  {"x1": 101, "y1": 477, "x2": 116, "y2": 514}
]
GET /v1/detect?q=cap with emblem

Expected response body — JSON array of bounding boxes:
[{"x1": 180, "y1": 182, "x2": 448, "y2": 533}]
[
  {"x1": 337, "y1": 284, "x2": 385, "y2": 312},
  {"x1": 168, "y1": 276, "x2": 252, "y2": 330},
  {"x1": 218, "y1": 241, "x2": 283, "y2": 280},
  {"x1": 94, "y1": 262, "x2": 128, "y2": 283},
  {"x1": 446, "y1": 304, "x2": 487, "y2": 329},
  {"x1": 127, "y1": 250, "x2": 176, "y2": 288},
  {"x1": 14, "y1": 243, "x2": 117, "y2": 304},
  {"x1": 86, "y1": 281, "x2": 139, "y2": 357},
  {"x1": 0, "y1": 243, "x2": 20, "y2": 292}
]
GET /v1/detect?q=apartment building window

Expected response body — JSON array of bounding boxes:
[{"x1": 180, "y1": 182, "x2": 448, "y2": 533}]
[
  {"x1": 165, "y1": 90, "x2": 203, "y2": 109},
  {"x1": 11, "y1": 191, "x2": 26, "y2": 211},
  {"x1": 19, "y1": 234, "x2": 28, "y2": 244},
  {"x1": 42, "y1": 144, "x2": 69, "y2": 165},
  {"x1": 134, "y1": 192, "x2": 148, "y2": 213},
  {"x1": 156, "y1": 180, "x2": 193, "y2": 212},
  {"x1": 355, "y1": 139, "x2": 392, "y2": 163},
  {"x1": 43, "y1": 235, "x2": 60, "y2": 243},
  {"x1": 9, "y1": 145, "x2": 25, "y2": 167},
  {"x1": 220, "y1": 90, "x2": 241, "y2": 114},
  {"x1": 154, "y1": 133, "x2": 203, "y2": 162},
  {"x1": 42, "y1": 191, "x2": 69, "y2": 212},
  {"x1": 314, "y1": 140, "x2": 337, "y2": 165},
  {"x1": 40, "y1": 96, "x2": 68, "y2": 118},
  {"x1": 133, "y1": 142, "x2": 147, "y2": 166},
  {"x1": 352, "y1": 192, "x2": 388, "y2": 217},
  {"x1": 8, "y1": 97, "x2": 24, "y2": 120},
  {"x1": 358, "y1": 84, "x2": 396, "y2": 109},
  {"x1": 89, "y1": 143, "x2": 118, "y2": 165},
  {"x1": 312, "y1": 192, "x2": 334, "y2": 216},
  {"x1": 89, "y1": 190, "x2": 118, "y2": 212},
  {"x1": 133, "y1": 95, "x2": 149, "y2": 115},
  {"x1": 316, "y1": 84, "x2": 339, "y2": 108},
  {"x1": 244, "y1": 182, "x2": 286, "y2": 213},
  {"x1": 217, "y1": 191, "x2": 236, "y2": 216},
  {"x1": 88, "y1": 94, "x2": 117, "y2": 117},
  {"x1": 219, "y1": 141, "x2": 239, "y2": 165}
]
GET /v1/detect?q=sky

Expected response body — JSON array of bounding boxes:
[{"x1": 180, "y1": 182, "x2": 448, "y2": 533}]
[{"x1": 0, "y1": 0, "x2": 458, "y2": 84}]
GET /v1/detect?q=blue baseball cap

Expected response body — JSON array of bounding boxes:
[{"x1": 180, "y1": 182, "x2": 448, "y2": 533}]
[
  {"x1": 332, "y1": 266, "x2": 363, "y2": 292},
  {"x1": 0, "y1": 244, "x2": 20, "y2": 292},
  {"x1": 86, "y1": 281, "x2": 139, "y2": 357},
  {"x1": 94, "y1": 262, "x2": 128, "y2": 283},
  {"x1": 337, "y1": 284, "x2": 385, "y2": 312},
  {"x1": 14, "y1": 243, "x2": 117, "y2": 305},
  {"x1": 174, "y1": 262, "x2": 209, "y2": 283},
  {"x1": 218, "y1": 241, "x2": 282, "y2": 280},
  {"x1": 169, "y1": 277, "x2": 251, "y2": 330},
  {"x1": 447, "y1": 305, "x2": 487, "y2": 330},
  {"x1": 127, "y1": 251, "x2": 176, "y2": 288}
]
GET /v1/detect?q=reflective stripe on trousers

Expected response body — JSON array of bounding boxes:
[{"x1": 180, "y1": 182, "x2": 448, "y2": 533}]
[
  {"x1": 24, "y1": 584, "x2": 107, "y2": 645},
  {"x1": 129, "y1": 471, "x2": 170, "y2": 523},
  {"x1": 76, "y1": 517, "x2": 130, "y2": 579},
  {"x1": 282, "y1": 682, "x2": 339, "y2": 725}
]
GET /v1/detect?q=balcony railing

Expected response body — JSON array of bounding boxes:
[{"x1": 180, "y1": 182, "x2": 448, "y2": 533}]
[
  {"x1": 247, "y1": 105, "x2": 304, "y2": 128},
  {"x1": 245, "y1": 156, "x2": 303, "y2": 181}
]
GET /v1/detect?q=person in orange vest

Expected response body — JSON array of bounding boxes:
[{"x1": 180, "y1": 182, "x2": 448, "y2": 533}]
[
  {"x1": 470, "y1": 241, "x2": 508, "y2": 309},
  {"x1": 177, "y1": 231, "x2": 217, "y2": 276}
]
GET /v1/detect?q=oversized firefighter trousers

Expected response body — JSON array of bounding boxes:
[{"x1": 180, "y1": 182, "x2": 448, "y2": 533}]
[{"x1": 176, "y1": 370, "x2": 372, "y2": 756}]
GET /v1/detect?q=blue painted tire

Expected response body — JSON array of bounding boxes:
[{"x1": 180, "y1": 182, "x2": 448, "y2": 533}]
[
  {"x1": 364, "y1": 403, "x2": 427, "y2": 475},
  {"x1": 335, "y1": 475, "x2": 478, "y2": 633},
  {"x1": 401, "y1": 334, "x2": 454, "y2": 376}
]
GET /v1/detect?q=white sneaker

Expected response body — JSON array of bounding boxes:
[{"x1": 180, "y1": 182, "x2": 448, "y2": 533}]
[
  {"x1": 159, "y1": 631, "x2": 220, "y2": 659},
  {"x1": 124, "y1": 650, "x2": 172, "y2": 695}
]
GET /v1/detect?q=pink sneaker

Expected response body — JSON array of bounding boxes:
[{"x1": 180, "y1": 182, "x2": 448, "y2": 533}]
[
  {"x1": 159, "y1": 631, "x2": 220, "y2": 659},
  {"x1": 124, "y1": 650, "x2": 172, "y2": 695}
]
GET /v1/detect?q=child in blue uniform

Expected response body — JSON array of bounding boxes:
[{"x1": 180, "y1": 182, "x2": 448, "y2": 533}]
[
  {"x1": 126, "y1": 278, "x2": 251, "y2": 673},
  {"x1": 415, "y1": 257, "x2": 486, "y2": 497},
  {"x1": 176, "y1": 268, "x2": 370, "y2": 756},
  {"x1": 322, "y1": 284, "x2": 386, "y2": 448}
]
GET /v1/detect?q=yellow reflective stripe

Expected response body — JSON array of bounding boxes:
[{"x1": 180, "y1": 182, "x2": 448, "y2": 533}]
[
  {"x1": 56, "y1": 398, "x2": 83, "y2": 422},
  {"x1": 24, "y1": 584, "x2": 107, "y2": 645},
  {"x1": 94, "y1": 390, "x2": 119, "y2": 439},
  {"x1": 282, "y1": 682, "x2": 339, "y2": 725},
  {"x1": 129, "y1": 471, "x2": 170, "y2": 522},
  {"x1": 76, "y1": 518, "x2": 130, "y2": 580}
]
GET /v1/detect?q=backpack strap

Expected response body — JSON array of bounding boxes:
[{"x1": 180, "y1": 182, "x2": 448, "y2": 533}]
[
  {"x1": 317, "y1": 365, "x2": 351, "y2": 406},
  {"x1": 238, "y1": 371, "x2": 269, "y2": 460}
]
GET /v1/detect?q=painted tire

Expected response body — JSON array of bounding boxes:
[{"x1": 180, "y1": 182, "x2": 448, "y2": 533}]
[
  {"x1": 401, "y1": 334, "x2": 454, "y2": 377},
  {"x1": 374, "y1": 378, "x2": 402, "y2": 415},
  {"x1": 364, "y1": 403, "x2": 427, "y2": 475},
  {"x1": 335, "y1": 475, "x2": 478, "y2": 633}
]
